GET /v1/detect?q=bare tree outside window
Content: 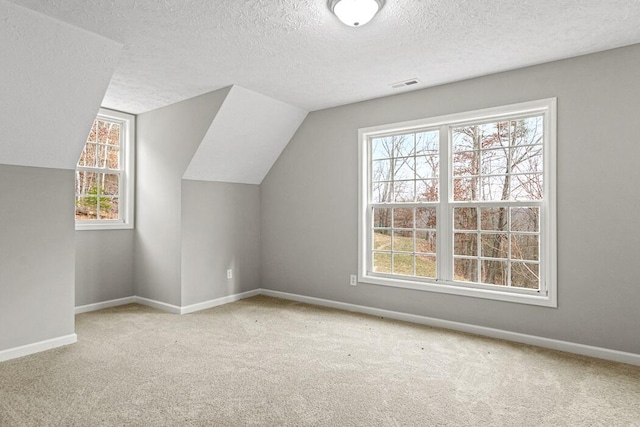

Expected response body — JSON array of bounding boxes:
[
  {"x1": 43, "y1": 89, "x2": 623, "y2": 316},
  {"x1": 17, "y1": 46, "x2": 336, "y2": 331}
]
[
  {"x1": 360, "y1": 99, "x2": 556, "y2": 306},
  {"x1": 75, "y1": 118, "x2": 122, "y2": 221},
  {"x1": 451, "y1": 117, "x2": 543, "y2": 289}
]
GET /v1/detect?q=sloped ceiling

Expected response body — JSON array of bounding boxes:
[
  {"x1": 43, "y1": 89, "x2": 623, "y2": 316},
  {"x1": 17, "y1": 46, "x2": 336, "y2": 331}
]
[
  {"x1": 7, "y1": 0, "x2": 640, "y2": 115},
  {"x1": 0, "y1": 0, "x2": 122, "y2": 170},
  {"x1": 183, "y1": 86, "x2": 307, "y2": 185}
]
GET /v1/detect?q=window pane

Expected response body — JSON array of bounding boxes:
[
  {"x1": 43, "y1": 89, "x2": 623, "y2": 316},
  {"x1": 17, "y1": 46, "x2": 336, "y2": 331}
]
[
  {"x1": 453, "y1": 177, "x2": 478, "y2": 201},
  {"x1": 512, "y1": 145, "x2": 543, "y2": 174},
  {"x1": 108, "y1": 122, "x2": 121, "y2": 146},
  {"x1": 454, "y1": 258, "x2": 477, "y2": 282},
  {"x1": 511, "y1": 262, "x2": 539, "y2": 289},
  {"x1": 372, "y1": 159, "x2": 391, "y2": 182},
  {"x1": 481, "y1": 260, "x2": 508, "y2": 285},
  {"x1": 98, "y1": 144, "x2": 109, "y2": 168},
  {"x1": 453, "y1": 151, "x2": 478, "y2": 177},
  {"x1": 393, "y1": 253, "x2": 414, "y2": 275},
  {"x1": 415, "y1": 207, "x2": 436, "y2": 229},
  {"x1": 416, "y1": 155, "x2": 438, "y2": 179},
  {"x1": 78, "y1": 143, "x2": 98, "y2": 167},
  {"x1": 511, "y1": 234, "x2": 539, "y2": 261},
  {"x1": 416, "y1": 131, "x2": 438, "y2": 154},
  {"x1": 416, "y1": 255, "x2": 436, "y2": 278},
  {"x1": 103, "y1": 173, "x2": 119, "y2": 196},
  {"x1": 481, "y1": 233, "x2": 508, "y2": 258},
  {"x1": 454, "y1": 233, "x2": 477, "y2": 256},
  {"x1": 480, "y1": 207, "x2": 508, "y2": 231},
  {"x1": 454, "y1": 207, "x2": 477, "y2": 230},
  {"x1": 393, "y1": 230, "x2": 414, "y2": 252},
  {"x1": 373, "y1": 208, "x2": 392, "y2": 228},
  {"x1": 394, "y1": 134, "x2": 415, "y2": 158},
  {"x1": 372, "y1": 181, "x2": 392, "y2": 203},
  {"x1": 107, "y1": 146, "x2": 120, "y2": 169},
  {"x1": 372, "y1": 137, "x2": 392, "y2": 160},
  {"x1": 373, "y1": 252, "x2": 392, "y2": 273},
  {"x1": 416, "y1": 231, "x2": 436, "y2": 254},
  {"x1": 478, "y1": 122, "x2": 504, "y2": 150},
  {"x1": 481, "y1": 148, "x2": 508, "y2": 176},
  {"x1": 97, "y1": 120, "x2": 110, "y2": 144},
  {"x1": 76, "y1": 171, "x2": 98, "y2": 196},
  {"x1": 514, "y1": 117, "x2": 543, "y2": 146},
  {"x1": 75, "y1": 196, "x2": 98, "y2": 220},
  {"x1": 87, "y1": 121, "x2": 97, "y2": 143},
  {"x1": 511, "y1": 173, "x2": 543, "y2": 200},
  {"x1": 393, "y1": 180, "x2": 415, "y2": 202},
  {"x1": 394, "y1": 157, "x2": 415, "y2": 180},
  {"x1": 373, "y1": 230, "x2": 391, "y2": 250},
  {"x1": 452, "y1": 128, "x2": 476, "y2": 152},
  {"x1": 511, "y1": 207, "x2": 539, "y2": 232},
  {"x1": 480, "y1": 175, "x2": 508, "y2": 201},
  {"x1": 416, "y1": 179, "x2": 438, "y2": 202},
  {"x1": 393, "y1": 208, "x2": 413, "y2": 228},
  {"x1": 100, "y1": 196, "x2": 119, "y2": 220}
]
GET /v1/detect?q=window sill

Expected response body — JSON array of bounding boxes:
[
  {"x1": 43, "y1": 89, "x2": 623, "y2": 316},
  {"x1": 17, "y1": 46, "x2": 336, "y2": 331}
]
[
  {"x1": 359, "y1": 273, "x2": 557, "y2": 307},
  {"x1": 75, "y1": 221, "x2": 133, "y2": 231}
]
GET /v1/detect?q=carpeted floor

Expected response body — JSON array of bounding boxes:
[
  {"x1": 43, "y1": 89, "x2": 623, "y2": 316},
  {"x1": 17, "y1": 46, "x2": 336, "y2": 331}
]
[{"x1": 1, "y1": 296, "x2": 639, "y2": 426}]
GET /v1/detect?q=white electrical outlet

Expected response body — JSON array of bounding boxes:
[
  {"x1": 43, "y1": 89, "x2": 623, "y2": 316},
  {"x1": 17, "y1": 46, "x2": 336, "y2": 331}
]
[
  {"x1": 350, "y1": 275, "x2": 357, "y2": 286},
  {"x1": 227, "y1": 269, "x2": 233, "y2": 279}
]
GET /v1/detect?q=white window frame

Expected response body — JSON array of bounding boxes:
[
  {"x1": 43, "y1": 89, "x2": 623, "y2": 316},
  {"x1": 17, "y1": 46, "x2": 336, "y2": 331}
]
[
  {"x1": 358, "y1": 98, "x2": 557, "y2": 307},
  {"x1": 75, "y1": 108, "x2": 135, "y2": 231}
]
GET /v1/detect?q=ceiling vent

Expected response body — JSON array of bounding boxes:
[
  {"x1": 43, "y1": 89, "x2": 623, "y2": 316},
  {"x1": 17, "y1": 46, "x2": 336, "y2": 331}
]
[{"x1": 390, "y1": 78, "x2": 420, "y2": 89}]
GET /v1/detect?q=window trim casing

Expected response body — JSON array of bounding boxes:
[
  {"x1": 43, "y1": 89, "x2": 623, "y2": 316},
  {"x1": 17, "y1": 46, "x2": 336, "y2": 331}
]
[
  {"x1": 358, "y1": 98, "x2": 557, "y2": 307},
  {"x1": 75, "y1": 108, "x2": 135, "y2": 231}
]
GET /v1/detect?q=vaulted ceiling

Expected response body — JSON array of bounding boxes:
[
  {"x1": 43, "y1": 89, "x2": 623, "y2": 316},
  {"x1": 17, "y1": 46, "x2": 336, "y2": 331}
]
[{"x1": 8, "y1": 0, "x2": 640, "y2": 115}]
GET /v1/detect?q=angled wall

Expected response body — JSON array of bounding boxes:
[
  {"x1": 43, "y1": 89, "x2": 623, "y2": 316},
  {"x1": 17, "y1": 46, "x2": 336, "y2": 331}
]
[
  {"x1": 0, "y1": 0, "x2": 121, "y2": 357},
  {"x1": 135, "y1": 88, "x2": 231, "y2": 306},
  {"x1": 137, "y1": 85, "x2": 304, "y2": 308},
  {"x1": 261, "y1": 43, "x2": 640, "y2": 356},
  {"x1": 183, "y1": 85, "x2": 308, "y2": 184}
]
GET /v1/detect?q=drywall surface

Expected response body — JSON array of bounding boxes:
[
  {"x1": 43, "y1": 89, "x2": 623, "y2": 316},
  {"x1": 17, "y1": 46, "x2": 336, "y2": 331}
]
[
  {"x1": 261, "y1": 44, "x2": 640, "y2": 355},
  {"x1": 181, "y1": 181, "x2": 260, "y2": 306},
  {"x1": 0, "y1": 0, "x2": 121, "y2": 170},
  {"x1": 183, "y1": 85, "x2": 307, "y2": 184},
  {"x1": 135, "y1": 88, "x2": 230, "y2": 306},
  {"x1": 75, "y1": 230, "x2": 134, "y2": 306},
  {"x1": 0, "y1": 164, "x2": 75, "y2": 351}
]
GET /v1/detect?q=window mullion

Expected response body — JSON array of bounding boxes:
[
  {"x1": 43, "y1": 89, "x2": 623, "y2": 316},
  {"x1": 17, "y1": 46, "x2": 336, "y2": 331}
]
[{"x1": 437, "y1": 125, "x2": 450, "y2": 282}]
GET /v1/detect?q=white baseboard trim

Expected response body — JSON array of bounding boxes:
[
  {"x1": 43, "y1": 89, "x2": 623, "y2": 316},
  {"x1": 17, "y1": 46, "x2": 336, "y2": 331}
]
[
  {"x1": 260, "y1": 289, "x2": 640, "y2": 367},
  {"x1": 134, "y1": 296, "x2": 182, "y2": 314},
  {"x1": 70, "y1": 288, "x2": 639, "y2": 366},
  {"x1": 74, "y1": 290, "x2": 262, "y2": 316},
  {"x1": 75, "y1": 296, "x2": 136, "y2": 314},
  {"x1": 180, "y1": 289, "x2": 261, "y2": 314},
  {"x1": 0, "y1": 333, "x2": 77, "y2": 363}
]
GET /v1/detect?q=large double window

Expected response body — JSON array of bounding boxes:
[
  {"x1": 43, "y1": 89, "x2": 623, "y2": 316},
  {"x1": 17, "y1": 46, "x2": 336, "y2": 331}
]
[
  {"x1": 75, "y1": 108, "x2": 135, "y2": 230},
  {"x1": 358, "y1": 99, "x2": 556, "y2": 306}
]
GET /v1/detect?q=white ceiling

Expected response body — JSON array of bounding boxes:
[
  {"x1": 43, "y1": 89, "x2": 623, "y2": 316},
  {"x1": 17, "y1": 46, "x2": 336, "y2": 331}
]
[{"x1": 8, "y1": 0, "x2": 640, "y2": 115}]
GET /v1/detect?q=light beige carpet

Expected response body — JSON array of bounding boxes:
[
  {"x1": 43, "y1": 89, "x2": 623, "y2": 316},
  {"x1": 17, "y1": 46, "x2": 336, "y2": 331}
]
[{"x1": 1, "y1": 296, "x2": 639, "y2": 426}]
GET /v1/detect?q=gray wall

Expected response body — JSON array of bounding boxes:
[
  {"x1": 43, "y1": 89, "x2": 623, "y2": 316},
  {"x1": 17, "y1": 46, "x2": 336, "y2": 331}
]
[
  {"x1": 0, "y1": 164, "x2": 75, "y2": 351},
  {"x1": 75, "y1": 230, "x2": 134, "y2": 306},
  {"x1": 134, "y1": 87, "x2": 230, "y2": 306},
  {"x1": 261, "y1": 44, "x2": 640, "y2": 355},
  {"x1": 181, "y1": 181, "x2": 260, "y2": 306}
]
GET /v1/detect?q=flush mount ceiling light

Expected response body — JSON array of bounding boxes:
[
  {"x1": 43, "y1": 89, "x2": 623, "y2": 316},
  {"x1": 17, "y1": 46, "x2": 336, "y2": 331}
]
[{"x1": 329, "y1": 0, "x2": 385, "y2": 27}]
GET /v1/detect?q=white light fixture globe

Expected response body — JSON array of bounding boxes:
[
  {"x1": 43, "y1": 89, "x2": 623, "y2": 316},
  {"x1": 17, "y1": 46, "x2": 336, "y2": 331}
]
[{"x1": 329, "y1": 0, "x2": 385, "y2": 27}]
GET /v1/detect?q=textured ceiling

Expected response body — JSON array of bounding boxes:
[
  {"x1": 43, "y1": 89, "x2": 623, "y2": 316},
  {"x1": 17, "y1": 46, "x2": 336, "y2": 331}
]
[{"x1": 8, "y1": 0, "x2": 640, "y2": 114}]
